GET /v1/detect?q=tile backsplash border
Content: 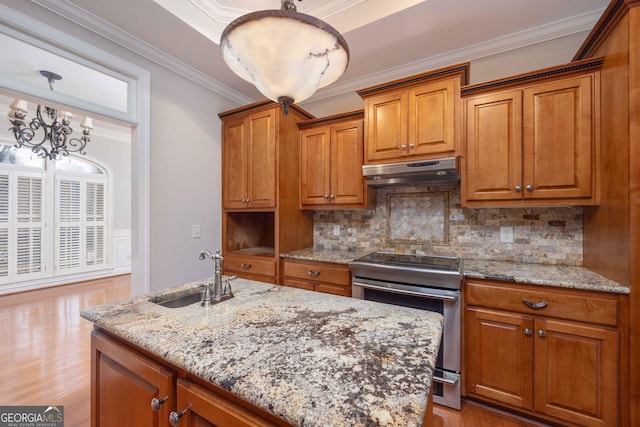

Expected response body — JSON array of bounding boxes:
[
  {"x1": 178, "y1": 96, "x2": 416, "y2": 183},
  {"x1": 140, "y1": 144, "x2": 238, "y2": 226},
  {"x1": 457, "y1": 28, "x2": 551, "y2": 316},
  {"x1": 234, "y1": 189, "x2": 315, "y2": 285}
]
[{"x1": 313, "y1": 185, "x2": 583, "y2": 266}]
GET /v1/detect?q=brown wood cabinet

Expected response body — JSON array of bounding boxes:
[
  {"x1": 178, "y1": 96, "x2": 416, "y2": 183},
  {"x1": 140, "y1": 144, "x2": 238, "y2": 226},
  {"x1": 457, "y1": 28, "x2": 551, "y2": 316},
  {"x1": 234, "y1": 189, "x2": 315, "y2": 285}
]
[
  {"x1": 219, "y1": 101, "x2": 315, "y2": 283},
  {"x1": 91, "y1": 330, "x2": 287, "y2": 427},
  {"x1": 357, "y1": 63, "x2": 469, "y2": 165},
  {"x1": 91, "y1": 330, "x2": 175, "y2": 427},
  {"x1": 298, "y1": 111, "x2": 374, "y2": 209},
  {"x1": 282, "y1": 258, "x2": 351, "y2": 297},
  {"x1": 464, "y1": 279, "x2": 622, "y2": 427},
  {"x1": 462, "y1": 59, "x2": 602, "y2": 207}
]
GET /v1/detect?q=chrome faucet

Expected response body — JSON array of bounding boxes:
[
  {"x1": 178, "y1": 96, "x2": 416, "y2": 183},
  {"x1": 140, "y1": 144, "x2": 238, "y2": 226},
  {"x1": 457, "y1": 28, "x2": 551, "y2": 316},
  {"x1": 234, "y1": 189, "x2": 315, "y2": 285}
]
[{"x1": 198, "y1": 249, "x2": 224, "y2": 304}]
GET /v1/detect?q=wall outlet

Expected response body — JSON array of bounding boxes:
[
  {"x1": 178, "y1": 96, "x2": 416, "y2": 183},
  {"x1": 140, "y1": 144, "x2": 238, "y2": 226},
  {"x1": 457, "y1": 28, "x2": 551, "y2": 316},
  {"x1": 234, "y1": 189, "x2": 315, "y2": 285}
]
[
  {"x1": 500, "y1": 226, "x2": 514, "y2": 243},
  {"x1": 333, "y1": 224, "x2": 341, "y2": 236},
  {"x1": 192, "y1": 224, "x2": 201, "y2": 239}
]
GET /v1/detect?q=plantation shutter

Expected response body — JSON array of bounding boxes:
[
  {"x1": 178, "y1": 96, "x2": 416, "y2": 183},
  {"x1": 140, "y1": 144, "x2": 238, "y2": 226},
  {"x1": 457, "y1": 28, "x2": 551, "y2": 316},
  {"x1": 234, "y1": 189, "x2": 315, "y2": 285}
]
[
  {"x1": 85, "y1": 181, "x2": 106, "y2": 267},
  {"x1": 56, "y1": 177, "x2": 82, "y2": 272},
  {"x1": 0, "y1": 173, "x2": 9, "y2": 278},
  {"x1": 16, "y1": 175, "x2": 44, "y2": 277}
]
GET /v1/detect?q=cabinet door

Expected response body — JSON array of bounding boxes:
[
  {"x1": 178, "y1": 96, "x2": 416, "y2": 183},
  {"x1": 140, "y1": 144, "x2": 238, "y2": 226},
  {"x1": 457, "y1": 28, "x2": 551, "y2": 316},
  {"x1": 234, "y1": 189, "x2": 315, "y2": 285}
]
[
  {"x1": 534, "y1": 319, "x2": 618, "y2": 427},
  {"x1": 523, "y1": 74, "x2": 596, "y2": 200},
  {"x1": 247, "y1": 109, "x2": 277, "y2": 208},
  {"x1": 331, "y1": 121, "x2": 364, "y2": 205},
  {"x1": 465, "y1": 307, "x2": 533, "y2": 409},
  {"x1": 222, "y1": 116, "x2": 249, "y2": 208},
  {"x1": 175, "y1": 378, "x2": 278, "y2": 427},
  {"x1": 364, "y1": 90, "x2": 408, "y2": 162},
  {"x1": 463, "y1": 90, "x2": 523, "y2": 202},
  {"x1": 300, "y1": 127, "x2": 330, "y2": 205},
  {"x1": 408, "y1": 78, "x2": 457, "y2": 157},
  {"x1": 91, "y1": 331, "x2": 175, "y2": 427}
]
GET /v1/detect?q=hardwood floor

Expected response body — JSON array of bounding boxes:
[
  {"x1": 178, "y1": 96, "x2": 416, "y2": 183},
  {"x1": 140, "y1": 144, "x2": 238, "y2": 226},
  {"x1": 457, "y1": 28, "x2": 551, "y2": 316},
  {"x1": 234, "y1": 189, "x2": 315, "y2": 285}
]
[
  {"x1": 0, "y1": 275, "x2": 550, "y2": 427},
  {"x1": 0, "y1": 275, "x2": 131, "y2": 427}
]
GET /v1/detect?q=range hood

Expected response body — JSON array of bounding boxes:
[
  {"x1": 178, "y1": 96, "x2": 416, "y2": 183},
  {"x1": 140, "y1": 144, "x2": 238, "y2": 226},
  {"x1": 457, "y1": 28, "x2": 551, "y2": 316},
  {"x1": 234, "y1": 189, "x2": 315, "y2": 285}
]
[{"x1": 363, "y1": 156, "x2": 460, "y2": 187}]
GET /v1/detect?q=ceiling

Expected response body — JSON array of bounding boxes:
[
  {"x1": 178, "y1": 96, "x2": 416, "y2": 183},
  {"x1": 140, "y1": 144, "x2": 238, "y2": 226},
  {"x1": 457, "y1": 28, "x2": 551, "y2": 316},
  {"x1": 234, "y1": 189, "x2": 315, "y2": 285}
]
[{"x1": 46, "y1": 0, "x2": 608, "y2": 106}]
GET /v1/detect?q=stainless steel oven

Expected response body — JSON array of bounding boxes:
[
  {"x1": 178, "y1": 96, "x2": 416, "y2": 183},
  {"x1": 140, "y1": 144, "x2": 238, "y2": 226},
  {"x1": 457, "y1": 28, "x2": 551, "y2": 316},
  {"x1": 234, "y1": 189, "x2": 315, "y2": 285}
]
[{"x1": 349, "y1": 252, "x2": 462, "y2": 410}]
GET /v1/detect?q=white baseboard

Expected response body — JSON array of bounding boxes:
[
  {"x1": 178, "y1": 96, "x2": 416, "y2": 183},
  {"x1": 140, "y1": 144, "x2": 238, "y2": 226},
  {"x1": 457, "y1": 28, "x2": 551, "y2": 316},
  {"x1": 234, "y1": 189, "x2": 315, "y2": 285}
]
[{"x1": 0, "y1": 268, "x2": 130, "y2": 296}]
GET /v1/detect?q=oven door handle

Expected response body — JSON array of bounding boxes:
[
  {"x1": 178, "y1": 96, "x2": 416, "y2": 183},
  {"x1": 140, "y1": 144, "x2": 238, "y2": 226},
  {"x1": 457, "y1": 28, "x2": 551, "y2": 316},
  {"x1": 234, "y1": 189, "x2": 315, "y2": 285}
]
[
  {"x1": 352, "y1": 281, "x2": 459, "y2": 301},
  {"x1": 433, "y1": 374, "x2": 459, "y2": 386}
]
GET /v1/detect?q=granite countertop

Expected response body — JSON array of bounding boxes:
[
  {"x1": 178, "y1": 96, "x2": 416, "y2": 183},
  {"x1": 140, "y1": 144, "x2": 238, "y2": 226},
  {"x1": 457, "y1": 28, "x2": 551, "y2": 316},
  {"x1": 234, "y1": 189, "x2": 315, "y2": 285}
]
[
  {"x1": 81, "y1": 278, "x2": 443, "y2": 427},
  {"x1": 281, "y1": 248, "x2": 630, "y2": 294}
]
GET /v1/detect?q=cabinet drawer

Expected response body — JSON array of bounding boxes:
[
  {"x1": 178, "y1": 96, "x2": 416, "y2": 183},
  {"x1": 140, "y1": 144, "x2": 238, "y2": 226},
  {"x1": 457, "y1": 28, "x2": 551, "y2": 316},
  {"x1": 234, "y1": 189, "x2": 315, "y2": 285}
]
[
  {"x1": 465, "y1": 281, "x2": 619, "y2": 327},
  {"x1": 284, "y1": 260, "x2": 350, "y2": 286},
  {"x1": 225, "y1": 255, "x2": 276, "y2": 277}
]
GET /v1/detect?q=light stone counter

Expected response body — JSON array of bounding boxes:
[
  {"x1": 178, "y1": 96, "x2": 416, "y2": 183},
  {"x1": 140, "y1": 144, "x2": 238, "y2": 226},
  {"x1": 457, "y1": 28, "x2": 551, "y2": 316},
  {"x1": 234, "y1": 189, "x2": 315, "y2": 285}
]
[{"x1": 81, "y1": 278, "x2": 443, "y2": 427}]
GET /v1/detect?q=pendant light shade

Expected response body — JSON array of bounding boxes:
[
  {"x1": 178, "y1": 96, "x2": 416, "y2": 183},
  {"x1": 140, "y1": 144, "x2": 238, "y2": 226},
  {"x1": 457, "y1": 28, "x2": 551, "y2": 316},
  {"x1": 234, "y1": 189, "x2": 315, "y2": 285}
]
[{"x1": 220, "y1": 0, "x2": 349, "y2": 114}]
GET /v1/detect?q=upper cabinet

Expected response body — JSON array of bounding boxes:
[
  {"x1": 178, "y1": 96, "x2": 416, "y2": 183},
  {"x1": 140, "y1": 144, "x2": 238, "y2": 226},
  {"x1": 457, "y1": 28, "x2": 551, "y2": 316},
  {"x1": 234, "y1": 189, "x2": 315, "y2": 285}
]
[
  {"x1": 357, "y1": 63, "x2": 469, "y2": 164},
  {"x1": 462, "y1": 58, "x2": 602, "y2": 207},
  {"x1": 222, "y1": 108, "x2": 277, "y2": 209},
  {"x1": 298, "y1": 111, "x2": 374, "y2": 210}
]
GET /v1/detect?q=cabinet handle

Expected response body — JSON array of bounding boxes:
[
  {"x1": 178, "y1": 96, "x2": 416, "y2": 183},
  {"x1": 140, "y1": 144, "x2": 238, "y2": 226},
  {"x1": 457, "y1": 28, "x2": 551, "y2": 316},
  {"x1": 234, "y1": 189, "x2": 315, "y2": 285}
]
[
  {"x1": 526, "y1": 185, "x2": 534, "y2": 192},
  {"x1": 151, "y1": 396, "x2": 168, "y2": 411},
  {"x1": 515, "y1": 185, "x2": 522, "y2": 192},
  {"x1": 522, "y1": 298, "x2": 548, "y2": 309},
  {"x1": 538, "y1": 329, "x2": 547, "y2": 338},
  {"x1": 169, "y1": 409, "x2": 187, "y2": 426},
  {"x1": 307, "y1": 270, "x2": 320, "y2": 278},
  {"x1": 524, "y1": 328, "x2": 532, "y2": 336},
  {"x1": 241, "y1": 263, "x2": 252, "y2": 270}
]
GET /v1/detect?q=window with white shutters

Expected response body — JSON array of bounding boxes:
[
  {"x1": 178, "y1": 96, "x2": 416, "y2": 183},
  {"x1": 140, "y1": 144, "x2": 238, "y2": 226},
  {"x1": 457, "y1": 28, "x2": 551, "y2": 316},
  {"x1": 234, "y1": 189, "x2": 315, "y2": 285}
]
[
  {"x1": 0, "y1": 144, "x2": 110, "y2": 286},
  {"x1": 0, "y1": 169, "x2": 46, "y2": 283}
]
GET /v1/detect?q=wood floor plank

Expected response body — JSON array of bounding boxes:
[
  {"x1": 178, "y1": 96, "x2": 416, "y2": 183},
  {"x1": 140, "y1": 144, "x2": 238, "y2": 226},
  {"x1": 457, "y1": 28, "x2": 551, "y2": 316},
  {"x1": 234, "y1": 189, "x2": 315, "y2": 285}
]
[{"x1": 0, "y1": 274, "x2": 551, "y2": 427}]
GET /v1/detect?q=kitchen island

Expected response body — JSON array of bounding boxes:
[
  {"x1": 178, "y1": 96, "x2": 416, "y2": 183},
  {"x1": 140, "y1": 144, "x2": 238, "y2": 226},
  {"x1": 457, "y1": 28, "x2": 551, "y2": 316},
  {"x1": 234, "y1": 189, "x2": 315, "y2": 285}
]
[{"x1": 82, "y1": 277, "x2": 443, "y2": 427}]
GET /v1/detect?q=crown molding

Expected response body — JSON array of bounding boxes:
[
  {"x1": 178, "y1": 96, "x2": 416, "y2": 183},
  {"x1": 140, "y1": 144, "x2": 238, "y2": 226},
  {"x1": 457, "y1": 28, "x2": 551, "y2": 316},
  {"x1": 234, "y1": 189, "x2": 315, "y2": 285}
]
[
  {"x1": 29, "y1": 0, "x2": 253, "y2": 106},
  {"x1": 305, "y1": 7, "x2": 606, "y2": 104}
]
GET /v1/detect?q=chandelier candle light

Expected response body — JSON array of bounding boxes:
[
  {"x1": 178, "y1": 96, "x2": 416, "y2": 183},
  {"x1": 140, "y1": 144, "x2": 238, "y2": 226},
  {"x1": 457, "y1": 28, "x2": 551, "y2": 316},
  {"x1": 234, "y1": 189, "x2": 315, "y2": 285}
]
[
  {"x1": 7, "y1": 70, "x2": 93, "y2": 160},
  {"x1": 220, "y1": 0, "x2": 349, "y2": 115}
]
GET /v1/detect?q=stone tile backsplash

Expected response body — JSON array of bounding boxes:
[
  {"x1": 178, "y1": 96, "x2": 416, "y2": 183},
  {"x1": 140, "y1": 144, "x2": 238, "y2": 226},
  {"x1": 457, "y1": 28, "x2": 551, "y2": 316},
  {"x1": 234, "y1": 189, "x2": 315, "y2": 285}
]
[{"x1": 313, "y1": 185, "x2": 583, "y2": 266}]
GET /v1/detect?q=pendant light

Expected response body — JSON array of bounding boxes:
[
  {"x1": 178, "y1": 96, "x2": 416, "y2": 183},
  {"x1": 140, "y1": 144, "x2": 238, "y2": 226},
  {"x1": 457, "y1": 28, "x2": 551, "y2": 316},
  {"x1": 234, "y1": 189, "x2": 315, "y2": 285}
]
[{"x1": 220, "y1": 0, "x2": 349, "y2": 115}]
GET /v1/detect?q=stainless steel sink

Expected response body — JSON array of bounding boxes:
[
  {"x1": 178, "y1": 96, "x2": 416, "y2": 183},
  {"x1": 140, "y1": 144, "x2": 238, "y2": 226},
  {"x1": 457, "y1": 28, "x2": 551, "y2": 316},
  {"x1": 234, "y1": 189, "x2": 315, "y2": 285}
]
[{"x1": 150, "y1": 286, "x2": 205, "y2": 308}]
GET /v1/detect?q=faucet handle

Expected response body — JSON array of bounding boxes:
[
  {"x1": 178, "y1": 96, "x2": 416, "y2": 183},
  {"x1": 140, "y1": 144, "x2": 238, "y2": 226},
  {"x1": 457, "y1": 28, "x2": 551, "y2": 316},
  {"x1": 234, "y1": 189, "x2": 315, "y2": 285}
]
[
  {"x1": 214, "y1": 249, "x2": 223, "y2": 260},
  {"x1": 222, "y1": 278, "x2": 233, "y2": 297}
]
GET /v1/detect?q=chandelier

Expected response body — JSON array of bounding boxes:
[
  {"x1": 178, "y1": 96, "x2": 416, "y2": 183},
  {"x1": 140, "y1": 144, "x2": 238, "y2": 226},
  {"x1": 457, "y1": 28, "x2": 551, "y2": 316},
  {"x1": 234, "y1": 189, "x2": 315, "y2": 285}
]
[
  {"x1": 220, "y1": 0, "x2": 349, "y2": 115},
  {"x1": 7, "y1": 70, "x2": 93, "y2": 160}
]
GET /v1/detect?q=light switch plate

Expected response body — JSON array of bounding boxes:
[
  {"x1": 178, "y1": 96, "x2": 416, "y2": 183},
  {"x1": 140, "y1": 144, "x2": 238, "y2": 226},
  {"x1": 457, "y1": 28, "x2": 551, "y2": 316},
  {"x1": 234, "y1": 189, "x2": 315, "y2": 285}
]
[
  {"x1": 192, "y1": 224, "x2": 201, "y2": 239},
  {"x1": 333, "y1": 225, "x2": 341, "y2": 236},
  {"x1": 500, "y1": 226, "x2": 514, "y2": 243}
]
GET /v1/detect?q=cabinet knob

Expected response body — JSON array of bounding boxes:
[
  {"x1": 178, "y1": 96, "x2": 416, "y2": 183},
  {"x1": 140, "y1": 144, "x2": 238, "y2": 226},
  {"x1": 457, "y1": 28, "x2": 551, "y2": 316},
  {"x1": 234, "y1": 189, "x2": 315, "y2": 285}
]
[
  {"x1": 169, "y1": 409, "x2": 187, "y2": 427},
  {"x1": 151, "y1": 396, "x2": 168, "y2": 411},
  {"x1": 330, "y1": 194, "x2": 335, "y2": 199},
  {"x1": 400, "y1": 144, "x2": 407, "y2": 149},
  {"x1": 515, "y1": 185, "x2": 522, "y2": 192},
  {"x1": 307, "y1": 270, "x2": 320, "y2": 278},
  {"x1": 524, "y1": 328, "x2": 533, "y2": 336},
  {"x1": 409, "y1": 143, "x2": 415, "y2": 149},
  {"x1": 538, "y1": 329, "x2": 547, "y2": 338},
  {"x1": 324, "y1": 194, "x2": 329, "y2": 199},
  {"x1": 526, "y1": 185, "x2": 534, "y2": 192},
  {"x1": 241, "y1": 263, "x2": 252, "y2": 270}
]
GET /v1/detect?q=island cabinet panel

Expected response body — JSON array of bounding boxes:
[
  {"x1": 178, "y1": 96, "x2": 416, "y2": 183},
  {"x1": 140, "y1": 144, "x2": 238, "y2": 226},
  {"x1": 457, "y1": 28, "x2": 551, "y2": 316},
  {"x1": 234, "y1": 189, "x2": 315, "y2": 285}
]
[
  {"x1": 462, "y1": 59, "x2": 602, "y2": 207},
  {"x1": 175, "y1": 379, "x2": 279, "y2": 427},
  {"x1": 220, "y1": 101, "x2": 314, "y2": 284},
  {"x1": 464, "y1": 279, "x2": 621, "y2": 427},
  {"x1": 298, "y1": 111, "x2": 372, "y2": 210},
  {"x1": 357, "y1": 63, "x2": 469, "y2": 165},
  {"x1": 282, "y1": 259, "x2": 351, "y2": 296},
  {"x1": 91, "y1": 331, "x2": 175, "y2": 427}
]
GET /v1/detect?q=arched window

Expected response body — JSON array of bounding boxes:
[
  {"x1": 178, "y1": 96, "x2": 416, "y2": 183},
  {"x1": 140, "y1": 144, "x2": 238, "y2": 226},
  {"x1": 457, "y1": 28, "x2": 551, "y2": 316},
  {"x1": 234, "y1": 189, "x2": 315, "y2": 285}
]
[{"x1": 0, "y1": 144, "x2": 109, "y2": 284}]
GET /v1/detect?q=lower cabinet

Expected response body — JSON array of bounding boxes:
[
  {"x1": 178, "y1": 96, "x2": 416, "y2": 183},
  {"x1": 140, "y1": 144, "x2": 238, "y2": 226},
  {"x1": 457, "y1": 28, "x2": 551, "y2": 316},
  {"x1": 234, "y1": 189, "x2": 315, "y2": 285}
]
[
  {"x1": 282, "y1": 259, "x2": 351, "y2": 296},
  {"x1": 464, "y1": 279, "x2": 621, "y2": 427},
  {"x1": 91, "y1": 330, "x2": 285, "y2": 427}
]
